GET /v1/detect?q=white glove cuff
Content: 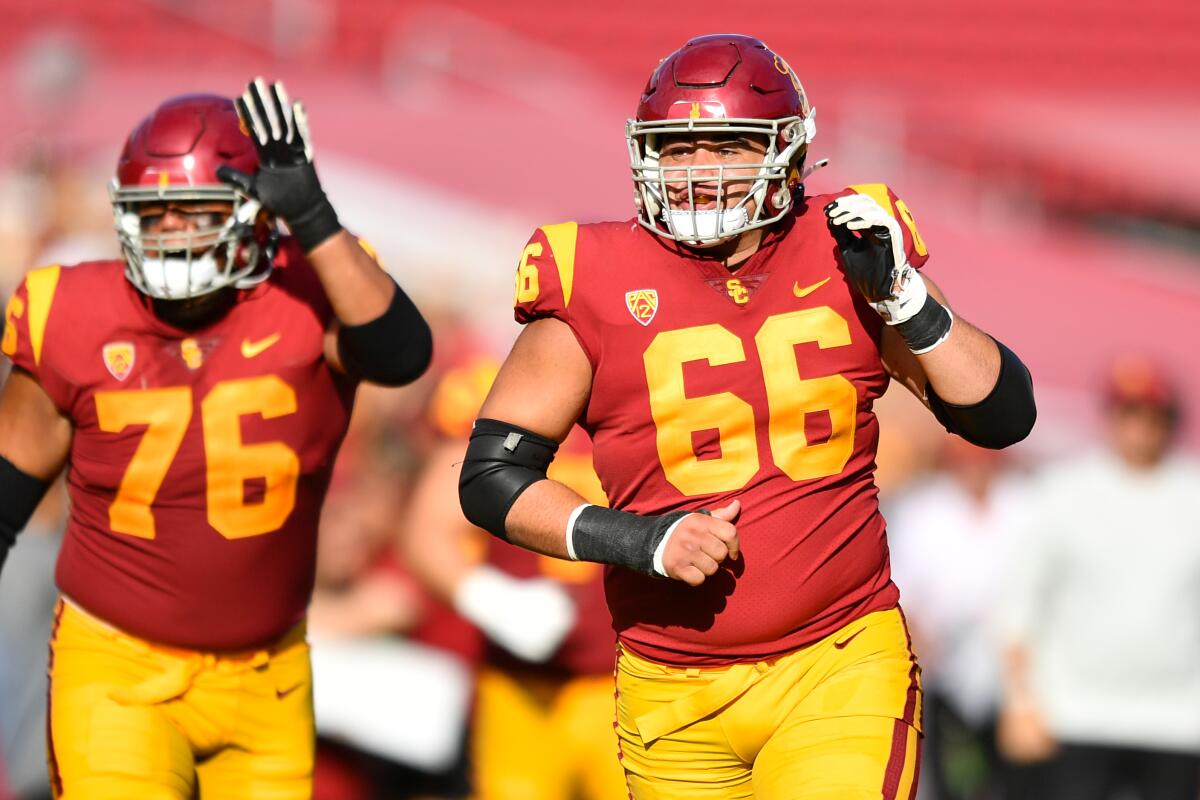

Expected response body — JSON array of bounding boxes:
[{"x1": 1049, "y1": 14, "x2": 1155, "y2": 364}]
[
  {"x1": 652, "y1": 514, "x2": 692, "y2": 578},
  {"x1": 871, "y1": 265, "x2": 926, "y2": 325}
]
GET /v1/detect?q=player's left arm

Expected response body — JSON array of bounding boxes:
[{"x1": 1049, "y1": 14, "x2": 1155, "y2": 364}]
[
  {"x1": 827, "y1": 191, "x2": 1035, "y2": 448},
  {"x1": 0, "y1": 369, "x2": 71, "y2": 577},
  {"x1": 218, "y1": 78, "x2": 432, "y2": 386}
]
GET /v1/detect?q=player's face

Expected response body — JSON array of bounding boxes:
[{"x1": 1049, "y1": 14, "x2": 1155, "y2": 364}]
[
  {"x1": 657, "y1": 134, "x2": 769, "y2": 215},
  {"x1": 1108, "y1": 401, "x2": 1175, "y2": 468},
  {"x1": 138, "y1": 201, "x2": 234, "y2": 255}
]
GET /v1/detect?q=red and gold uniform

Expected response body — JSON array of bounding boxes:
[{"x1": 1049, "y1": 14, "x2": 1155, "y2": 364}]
[
  {"x1": 514, "y1": 185, "x2": 926, "y2": 799},
  {"x1": 2, "y1": 239, "x2": 356, "y2": 799}
]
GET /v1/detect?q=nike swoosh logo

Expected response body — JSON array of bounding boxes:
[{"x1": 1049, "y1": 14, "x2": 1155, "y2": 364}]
[
  {"x1": 275, "y1": 683, "x2": 304, "y2": 700},
  {"x1": 241, "y1": 333, "x2": 281, "y2": 359},
  {"x1": 833, "y1": 627, "x2": 866, "y2": 650},
  {"x1": 793, "y1": 277, "x2": 831, "y2": 298}
]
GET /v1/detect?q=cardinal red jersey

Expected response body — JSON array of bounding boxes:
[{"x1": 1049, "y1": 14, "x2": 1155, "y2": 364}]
[
  {"x1": 485, "y1": 427, "x2": 615, "y2": 677},
  {"x1": 2, "y1": 239, "x2": 356, "y2": 650},
  {"x1": 513, "y1": 184, "x2": 929, "y2": 666}
]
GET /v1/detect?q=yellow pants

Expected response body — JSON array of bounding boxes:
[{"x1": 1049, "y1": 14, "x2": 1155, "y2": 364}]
[
  {"x1": 47, "y1": 600, "x2": 314, "y2": 799},
  {"x1": 472, "y1": 667, "x2": 627, "y2": 800},
  {"x1": 615, "y1": 608, "x2": 923, "y2": 799}
]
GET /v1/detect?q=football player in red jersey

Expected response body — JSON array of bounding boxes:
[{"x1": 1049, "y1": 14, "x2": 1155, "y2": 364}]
[
  {"x1": 458, "y1": 35, "x2": 1036, "y2": 798},
  {"x1": 0, "y1": 79, "x2": 431, "y2": 798}
]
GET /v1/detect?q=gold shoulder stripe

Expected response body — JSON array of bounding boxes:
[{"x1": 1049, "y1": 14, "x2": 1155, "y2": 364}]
[
  {"x1": 25, "y1": 265, "x2": 61, "y2": 367},
  {"x1": 539, "y1": 222, "x2": 578, "y2": 308},
  {"x1": 849, "y1": 183, "x2": 927, "y2": 257},
  {"x1": 848, "y1": 183, "x2": 893, "y2": 215}
]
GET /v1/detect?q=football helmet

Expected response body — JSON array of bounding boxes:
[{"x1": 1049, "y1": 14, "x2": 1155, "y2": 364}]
[
  {"x1": 626, "y1": 34, "x2": 818, "y2": 245},
  {"x1": 110, "y1": 94, "x2": 276, "y2": 300}
]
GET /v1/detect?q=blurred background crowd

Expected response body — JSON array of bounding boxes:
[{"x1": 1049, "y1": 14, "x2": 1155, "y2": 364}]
[{"x1": 0, "y1": 0, "x2": 1197, "y2": 798}]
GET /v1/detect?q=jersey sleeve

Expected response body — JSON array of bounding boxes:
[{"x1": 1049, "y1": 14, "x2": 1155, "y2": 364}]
[
  {"x1": 512, "y1": 222, "x2": 597, "y2": 365},
  {"x1": 1, "y1": 265, "x2": 71, "y2": 409},
  {"x1": 513, "y1": 223, "x2": 575, "y2": 324},
  {"x1": 846, "y1": 183, "x2": 930, "y2": 269}
]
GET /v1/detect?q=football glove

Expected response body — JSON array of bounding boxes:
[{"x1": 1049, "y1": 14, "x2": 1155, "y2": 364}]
[
  {"x1": 452, "y1": 565, "x2": 577, "y2": 663},
  {"x1": 825, "y1": 193, "x2": 952, "y2": 353},
  {"x1": 216, "y1": 78, "x2": 342, "y2": 253}
]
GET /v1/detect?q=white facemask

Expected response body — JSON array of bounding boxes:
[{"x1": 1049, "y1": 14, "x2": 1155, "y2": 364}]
[
  {"x1": 139, "y1": 252, "x2": 222, "y2": 299},
  {"x1": 664, "y1": 206, "x2": 751, "y2": 243}
]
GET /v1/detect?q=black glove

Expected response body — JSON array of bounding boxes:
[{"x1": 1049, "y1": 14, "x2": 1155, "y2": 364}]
[
  {"x1": 825, "y1": 193, "x2": 952, "y2": 353},
  {"x1": 823, "y1": 195, "x2": 904, "y2": 303},
  {"x1": 216, "y1": 78, "x2": 341, "y2": 253}
]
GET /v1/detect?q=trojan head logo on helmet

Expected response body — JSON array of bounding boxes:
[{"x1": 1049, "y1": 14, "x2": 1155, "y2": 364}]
[
  {"x1": 626, "y1": 34, "x2": 820, "y2": 246},
  {"x1": 110, "y1": 94, "x2": 277, "y2": 300}
]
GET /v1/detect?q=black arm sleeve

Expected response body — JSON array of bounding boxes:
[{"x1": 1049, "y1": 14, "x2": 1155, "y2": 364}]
[
  {"x1": 336, "y1": 280, "x2": 433, "y2": 386},
  {"x1": 0, "y1": 455, "x2": 51, "y2": 577},
  {"x1": 459, "y1": 418, "x2": 560, "y2": 539},
  {"x1": 926, "y1": 338, "x2": 1037, "y2": 449}
]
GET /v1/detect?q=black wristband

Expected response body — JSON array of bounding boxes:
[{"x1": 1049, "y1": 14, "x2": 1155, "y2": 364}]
[
  {"x1": 0, "y1": 455, "x2": 51, "y2": 577},
  {"x1": 926, "y1": 339, "x2": 1036, "y2": 449},
  {"x1": 895, "y1": 293, "x2": 953, "y2": 354},
  {"x1": 570, "y1": 506, "x2": 691, "y2": 576},
  {"x1": 337, "y1": 280, "x2": 433, "y2": 386},
  {"x1": 287, "y1": 194, "x2": 342, "y2": 253}
]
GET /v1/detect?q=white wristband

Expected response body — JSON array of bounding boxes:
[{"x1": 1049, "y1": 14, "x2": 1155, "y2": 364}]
[
  {"x1": 652, "y1": 514, "x2": 692, "y2": 577},
  {"x1": 564, "y1": 503, "x2": 590, "y2": 561}
]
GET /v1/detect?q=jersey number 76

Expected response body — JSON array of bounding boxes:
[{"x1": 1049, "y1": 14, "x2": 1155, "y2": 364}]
[{"x1": 94, "y1": 375, "x2": 299, "y2": 541}]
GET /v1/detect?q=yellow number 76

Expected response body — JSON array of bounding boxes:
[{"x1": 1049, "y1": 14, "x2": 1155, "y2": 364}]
[{"x1": 94, "y1": 375, "x2": 299, "y2": 541}]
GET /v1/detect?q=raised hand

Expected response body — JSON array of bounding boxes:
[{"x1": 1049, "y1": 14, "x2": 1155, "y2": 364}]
[
  {"x1": 217, "y1": 77, "x2": 341, "y2": 252},
  {"x1": 824, "y1": 193, "x2": 910, "y2": 306}
]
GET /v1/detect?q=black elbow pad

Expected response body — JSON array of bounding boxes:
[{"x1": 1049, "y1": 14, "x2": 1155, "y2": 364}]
[
  {"x1": 0, "y1": 455, "x2": 51, "y2": 576},
  {"x1": 459, "y1": 418, "x2": 559, "y2": 539},
  {"x1": 337, "y1": 281, "x2": 433, "y2": 386},
  {"x1": 927, "y1": 339, "x2": 1037, "y2": 449}
]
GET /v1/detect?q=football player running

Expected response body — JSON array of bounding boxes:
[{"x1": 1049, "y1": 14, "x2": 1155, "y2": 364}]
[
  {"x1": 459, "y1": 34, "x2": 1035, "y2": 799},
  {"x1": 0, "y1": 79, "x2": 431, "y2": 798}
]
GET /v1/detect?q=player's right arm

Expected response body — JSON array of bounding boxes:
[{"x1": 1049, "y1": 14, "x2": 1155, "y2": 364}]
[
  {"x1": 462, "y1": 316, "x2": 740, "y2": 587},
  {"x1": 0, "y1": 368, "x2": 71, "y2": 575}
]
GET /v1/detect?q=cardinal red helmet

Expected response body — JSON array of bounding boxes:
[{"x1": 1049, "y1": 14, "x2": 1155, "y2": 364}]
[
  {"x1": 626, "y1": 34, "x2": 817, "y2": 245},
  {"x1": 110, "y1": 93, "x2": 275, "y2": 299}
]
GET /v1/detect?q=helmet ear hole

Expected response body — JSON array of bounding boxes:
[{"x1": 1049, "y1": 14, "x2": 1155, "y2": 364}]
[{"x1": 771, "y1": 187, "x2": 791, "y2": 210}]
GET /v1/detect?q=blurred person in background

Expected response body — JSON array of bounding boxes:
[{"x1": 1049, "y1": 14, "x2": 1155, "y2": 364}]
[
  {"x1": 309, "y1": 444, "x2": 474, "y2": 800},
  {"x1": 0, "y1": 486, "x2": 65, "y2": 800},
  {"x1": 0, "y1": 79, "x2": 431, "y2": 798},
  {"x1": 460, "y1": 33, "x2": 1036, "y2": 798},
  {"x1": 401, "y1": 355, "x2": 627, "y2": 800},
  {"x1": 888, "y1": 439, "x2": 1031, "y2": 800},
  {"x1": 999, "y1": 356, "x2": 1200, "y2": 800}
]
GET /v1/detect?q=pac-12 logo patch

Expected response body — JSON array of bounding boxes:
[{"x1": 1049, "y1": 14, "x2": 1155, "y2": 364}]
[
  {"x1": 102, "y1": 342, "x2": 135, "y2": 381},
  {"x1": 625, "y1": 289, "x2": 659, "y2": 326}
]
